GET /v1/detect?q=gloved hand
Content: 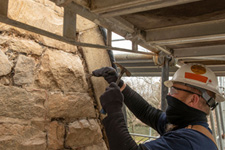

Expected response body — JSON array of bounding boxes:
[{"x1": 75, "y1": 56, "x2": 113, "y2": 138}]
[
  {"x1": 92, "y1": 67, "x2": 124, "y2": 87},
  {"x1": 100, "y1": 83, "x2": 124, "y2": 114}
]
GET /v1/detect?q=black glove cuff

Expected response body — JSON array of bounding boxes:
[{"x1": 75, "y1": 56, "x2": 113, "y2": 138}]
[{"x1": 118, "y1": 80, "x2": 124, "y2": 88}]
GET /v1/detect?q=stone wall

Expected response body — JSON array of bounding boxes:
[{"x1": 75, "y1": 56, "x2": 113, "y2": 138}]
[{"x1": 0, "y1": 0, "x2": 110, "y2": 149}]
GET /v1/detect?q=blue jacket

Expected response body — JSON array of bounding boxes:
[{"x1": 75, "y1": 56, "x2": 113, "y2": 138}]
[{"x1": 143, "y1": 113, "x2": 217, "y2": 150}]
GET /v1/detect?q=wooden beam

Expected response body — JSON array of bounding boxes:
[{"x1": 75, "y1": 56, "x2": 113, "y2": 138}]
[
  {"x1": 107, "y1": 30, "x2": 112, "y2": 47},
  {"x1": 146, "y1": 19, "x2": 225, "y2": 43},
  {"x1": 132, "y1": 41, "x2": 138, "y2": 51},
  {"x1": 91, "y1": 0, "x2": 201, "y2": 17},
  {"x1": 0, "y1": 0, "x2": 9, "y2": 16},
  {"x1": 91, "y1": 0, "x2": 157, "y2": 13},
  {"x1": 174, "y1": 45, "x2": 225, "y2": 59},
  {"x1": 64, "y1": 2, "x2": 158, "y2": 53},
  {"x1": 63, "y1": 6, "x2": 77, "y2": 40},
  {"x1": 66, "y1": 2, "x2": 134, "y2": 34}
]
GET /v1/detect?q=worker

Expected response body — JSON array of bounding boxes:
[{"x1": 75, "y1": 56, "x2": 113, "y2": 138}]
[{"x1": 92, "y1": 63, "x2": 224, "y2": 150}]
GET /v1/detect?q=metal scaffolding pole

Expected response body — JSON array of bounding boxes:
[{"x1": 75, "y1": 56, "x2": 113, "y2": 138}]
[
  {"x1": 161, "y1": 56, "x2": 170, "y2": 111},
  {"x1": 210, "y1": 112, "x2": 217, "y2": 143},
  {"x1": 215, "y1": 106, "x2": 224, "y2": 150}
]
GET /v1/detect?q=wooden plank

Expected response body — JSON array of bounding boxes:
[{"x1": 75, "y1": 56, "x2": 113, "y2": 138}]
[
  {"x1": 63, "y1": 6, "x2": 77, "y2": 40},
  {"x1": 174, "y1": 45, "x2": 225, "y2": 58},
  {"x1": 121, "y1": 1, "x2": 225, "y2": 31},
  {"x1": 91, "y1": 0, "x2": 156, "y2": 13},
  {"x1": 92, "y1": 0, "x2": 201, "y2": 17},
  {"x1": 146, "y1": 19, "x2": 225, "y2": 42},
  {"x1": 107, "y1": 30, "x2": 112, "y2": 47},
  {"x1": 0, "y1": 0, "x2": 9, "y2": 16}
]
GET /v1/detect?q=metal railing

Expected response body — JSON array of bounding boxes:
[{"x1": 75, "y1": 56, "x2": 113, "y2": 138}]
[{"x1": 130, "y1": 132, "x2": 158, "y2": 144}]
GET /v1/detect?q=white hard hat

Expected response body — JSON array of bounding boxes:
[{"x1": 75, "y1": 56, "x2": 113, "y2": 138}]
[{"x1": 164, "y1": 63, "x2": 225, "y2": 103}]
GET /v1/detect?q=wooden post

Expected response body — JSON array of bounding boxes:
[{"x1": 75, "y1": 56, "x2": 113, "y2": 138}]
[
  {"x1": 63, "y1": 6, "x2": 77, "y2": 40},
  {"x1": 0, "y1": 0, "x2": 9, "y2": 16}
]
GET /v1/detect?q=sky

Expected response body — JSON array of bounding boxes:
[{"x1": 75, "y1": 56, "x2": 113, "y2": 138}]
[{"x1": 111, "y1": 32, "x2": 149, "y2": 54}]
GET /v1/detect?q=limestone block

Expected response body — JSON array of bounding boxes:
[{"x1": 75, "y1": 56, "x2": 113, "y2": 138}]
[
  {"x1": 0, "y1": 50, "x2": 12, "y2": 76},
  {"x1": 36, "y1": 49, "x2": 88, "y2": 92},
  {"x1": 33, "y1": 0, "x2": 64, "y2": 14},
  {"x1": 65, "y1": 119, "x2": 103, "y2": 148},
  {"x1": 39, "y1": 36, "x2": 78, "y2": 53},
  {"x1": 47, "y1": 121, "x2": 65, "y2": 150},
  {"x1": 0, "y1": 85, "x2": 46, "y2": 120},
  {"x1": 79, "y1": 27, "x2": 111, "y2": 112},
  {"x1": 14, "y1": 55, "x2": 35, "y2": 85},
  {"x1": 0, "y1": 35, "x2": 9, "y2": 45},
  {"x1": 0, "y1": 77, "x2": 10, "y2": 85},
  {"x1": 6, "y1": 0, "x2": 79, "y2": 53},
  {"x1": 0, "y1": 123, "x2": 46, "y2": 150},
  {"x1": 81, "y1": 142, "x2": 108, "y2": 150},
  {"x1": 77, "y1": 15, "x2": 97, "y2": 32},
  {"x1": 47, "y1": 93, "x2": 96, "y2": 121},
  {"x1": 9, "y1": 38, "x2": 44, "y2": 56},
  {"x1": 8, "y1": 0, "x2": 63, "y2": 36}
]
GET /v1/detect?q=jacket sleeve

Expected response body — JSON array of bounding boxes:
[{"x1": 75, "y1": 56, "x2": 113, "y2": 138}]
[
  {"x1": 103, "y1": 111, "x2": 149, "y2": 150},
  {"x1": 122, "y1": 84, "x2": 163, "y2": 131}
]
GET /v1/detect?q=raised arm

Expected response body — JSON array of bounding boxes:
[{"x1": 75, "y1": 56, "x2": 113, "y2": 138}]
[{"x1": 122, "y1": 84, "x2": 163, "y2": 131}]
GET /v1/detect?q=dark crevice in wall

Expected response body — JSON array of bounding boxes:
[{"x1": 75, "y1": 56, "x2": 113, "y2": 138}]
[{"x1": 64, "y1": 123, "x2": 72, "y2": 150}]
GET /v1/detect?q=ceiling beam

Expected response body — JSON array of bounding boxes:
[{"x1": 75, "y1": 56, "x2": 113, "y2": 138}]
[
  {"x1": 62, "y1": 2, "x2": 159, "y2": 53},
  {"x1": 146, "y1": 19, "x2": 225, "y2": 45},
  {"x1": 91, "y1": 0, "x2": 201, "y2": 17},
  {"x1": 174, "y1": 45, "x2": 225, "y2": 59},
  {"x1": 91, "y1": 0, "x2": 159, "y2": 13}
]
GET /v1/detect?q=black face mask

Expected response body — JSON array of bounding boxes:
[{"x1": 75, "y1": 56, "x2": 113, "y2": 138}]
[{"x1": 166, "y1": 95, "x2": 207, "y2": 127}]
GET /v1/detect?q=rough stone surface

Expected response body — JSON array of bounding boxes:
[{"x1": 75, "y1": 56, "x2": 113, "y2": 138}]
[
  {"x1": 79, "y1": 27, "x2": 112, "y2": 113},
  {"x1": 0, "y1": 85, "x2": 46, "y2": 120},
  {"x1": 0, "y1": 123, "x2": 46, "y2": 150},
  {"x1": 8, "y1": 0, "x2": 63, "y2": 36},
  {"x1": 82, "y1": 142, "x2": 108, "y2": 150},
  {"x1": 47, "y1": 121, "x2": 65, "y2": 150},
  {"x1": 0, "y1": 50, "x2": 12, "y2": 76},
  {"x1": 14, "y1": 55, "x2": 35, "y2": 85},
  {"x1": 77, "y1": 15, "x2": 97, "y2": 32},
  {"x1": 39, "y1": 36, "x2": 78, "y2": 53},
  {"x1": 0, "y1": 77, "x2": 10, "y2": 85},
  {"x1": 36, "y1": 49, "x2": 88, "y2": 92},
  {"x1": 66, "y1": 119, "x2": 103, "y2": 148},
  {"x1": 9, "y1": 38, "x2": 44, "y2": 56},
  {"x1": 0, "y1": 0, "x2": 109, "y2": 149},
  {"x1": 47, "y1": 93, "x2": 96, "y2": 121}
]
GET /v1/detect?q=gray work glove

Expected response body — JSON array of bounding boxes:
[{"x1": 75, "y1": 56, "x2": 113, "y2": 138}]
[
  {"x1": 92, "y1": 67, "x2": 124, "y2": 87},
  {"x1": 100, "y1": 83, "x2": 124, "y2": 114}
]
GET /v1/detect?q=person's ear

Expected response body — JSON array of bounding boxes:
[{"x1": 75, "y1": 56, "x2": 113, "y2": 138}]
[{"x1": 189, "y1": 94, "x2": 200, "y2": 107}]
